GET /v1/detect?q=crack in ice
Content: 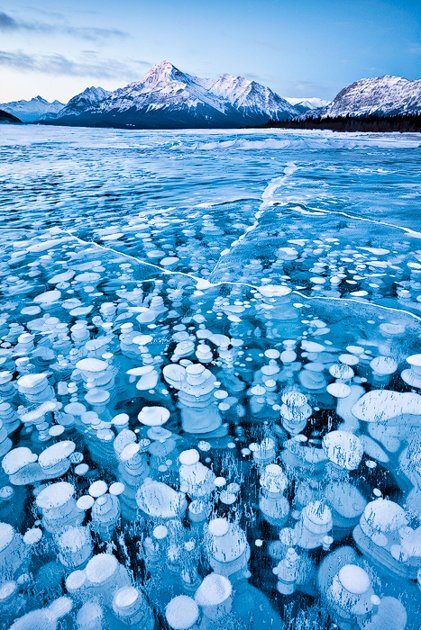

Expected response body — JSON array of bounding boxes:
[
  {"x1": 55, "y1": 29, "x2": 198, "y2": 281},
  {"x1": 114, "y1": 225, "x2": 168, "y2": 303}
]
[
  {"x1": 292, "y1": 291, "x2": 421, "y2": 323},
  {"x1": 209, "y1": 161, "x2": 298, "y2": 278},
  {"x1": 61, "y1": 229, "x2": 421, "y2": 323},
  {"x1": 289, "y1": 205, "x2": 421, "y2": 238}
]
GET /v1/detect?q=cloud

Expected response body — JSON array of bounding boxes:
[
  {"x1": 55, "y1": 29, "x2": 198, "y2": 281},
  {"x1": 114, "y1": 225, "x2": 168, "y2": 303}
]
[
  {"x1": 0, "y1": 10, "x2": 128, "y2": 41},
  {"x1": 0, "y1": 11, "x2": 15, "y2": 30},
  {"x1": 0, "y1": 50, "x2": 150, "y2": 80}
]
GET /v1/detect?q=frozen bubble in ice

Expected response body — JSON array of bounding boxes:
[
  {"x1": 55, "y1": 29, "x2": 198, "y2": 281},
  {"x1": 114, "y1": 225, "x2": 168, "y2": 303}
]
[
  {"x1": 33, "y1": 289, "x2": 61, "y2": 304},
  {"x1": 136, "y1": 479, "x2": 186, "y2": 519},
  {"x1": 257, "y1": 285, "x2": 291, "y2": 297},
  {"x1": 75, "y1": 464, "x2": 89, "y2": 476},
  {"x1": 370, "y1": 356, "x2": 397, "y2": 375},
  {"x1": 160, "y1": 256, "x2": 179, "y2": 266},
  {"x1": 302, "y1": 340, "x2": 324, "y2": 353},
  {"x1": 138, "y1": 406, "x2": 170, "y2": 426},
  {"x1": 329, "y1": 363, "x2": 354, "y2": 380},
  {"x1": 179, "y1": 449, "x2": 200, "y2": 466},
  {"x1": 194, "y1": 572, "x2": 232, "y2": 606},
  {"x1": 86, "y1": 553, "x2": 118, "y2": 585},
  {"x1": 166, "y1": 595, "x2": 199, "y2": 629},
  {"x1": 327, "y1": 382, "x2": 351, "y2": 398},
  {"x1": 352, "y1": 390, "x2": 421, "y2": 422},
  {"x1": 36, "y1": 481, "x2": 74, "y2": 510},
  {"x1": 48, "y1": 270, "x2": 75, "y2": 285},
  {"x1": 77, "y1": 495, "x2": 95, "y2": 511},
  {"x1": 88, "y1": 480, "x2": 108, "y2": 498},
  {"x1": 323, "y1": 431, "x2": 363, "y2": 470},
  {"x1": 39, "y1": 441, "x2": 75, "y2": 470},
  {"x1": 120, "y1": 443, "x2": 140, "y2": 462},
  {"x1": 153, "y1": 525, "x2": 168, "y2": 540},
  {"x1": 109, "y1": 482, "x2": 125, "y2": 496},
  {"x1": 76, "y1": 601, "x2": 103, "y2": 628},
  {"x1": 339, "y1": 353, "x2": 359, "y2": 366},
  {"x1": 361, "y1": 498, "x2": 407, "y2": 536},
  {"x1": 23, "y1": 528, "x2": 42, "y2": 545},
  {"x1": 76, "y1": 358, "x2": 108, "y2": 373},
  {"x1": 338, "y1": 564, "x2": 370, "y2": 594},
  {"x1": 49, "y1": 425, "x2": 65, "y2": 438},
  {"x1": 208, "y1": 517, "x2": 230, "y2": 537},
  {"x1": 401, "y1": 354, "x2": 421, "y2": 388},
  {"x1": 17, "y1": 373, "x2": 49, "y2": 393},
  {"x1": 2, "y1": 447, "x2": 37, "y2": 475}
]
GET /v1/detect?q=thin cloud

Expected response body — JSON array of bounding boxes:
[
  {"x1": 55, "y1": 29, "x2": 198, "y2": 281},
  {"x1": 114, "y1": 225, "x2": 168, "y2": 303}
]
[
  {"x1": 0, "y1": 50, "x2": 150, "y2": 79},
  {"x1": 0, "y1": 10, "x2": 128, "y2": 41},
  {"x1": 281, "y1": 79, "x2": 331, "y2": 98},
  {"x1": 408, "y1": 43, "x2": 421, "y2": 55}
]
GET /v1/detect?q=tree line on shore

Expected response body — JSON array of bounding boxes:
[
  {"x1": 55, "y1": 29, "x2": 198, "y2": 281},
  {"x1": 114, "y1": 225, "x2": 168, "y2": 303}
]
[{"x1": 264, "y1": 114, "x2": 421, "y2": 133}]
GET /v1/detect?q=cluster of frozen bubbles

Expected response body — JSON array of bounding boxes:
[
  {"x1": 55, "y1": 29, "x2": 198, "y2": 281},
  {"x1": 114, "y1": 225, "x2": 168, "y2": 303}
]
[{"x1": 0, "y1": 224, "x2": 419, "y2": 630}]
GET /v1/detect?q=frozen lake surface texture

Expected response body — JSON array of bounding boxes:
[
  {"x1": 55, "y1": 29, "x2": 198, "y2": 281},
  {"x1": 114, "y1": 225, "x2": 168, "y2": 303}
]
[{"x1": 0, "y1": 126, "x2": 420, "y2": 629}]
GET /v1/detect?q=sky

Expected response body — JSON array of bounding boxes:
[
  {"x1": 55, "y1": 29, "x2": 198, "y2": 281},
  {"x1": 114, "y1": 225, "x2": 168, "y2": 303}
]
[{"x1": 0, "y1": 0, "x2": 420, "y2": 103}]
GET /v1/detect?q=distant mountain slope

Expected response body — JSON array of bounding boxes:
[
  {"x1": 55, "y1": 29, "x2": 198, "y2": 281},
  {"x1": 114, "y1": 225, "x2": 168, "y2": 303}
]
[
  {"x1": 303, "y1": 76, "x2": 421, "y2": 119},
  {"x1": 284, "y1": 97, "x2": 330, "y2": 114},
  {"x1": 42, "y1": 61, "x2": 297, "y2": 129},
  {"x1": 0, "y1": 109, "x2": 21, "y2": 124},
  {"x1": 0, "y1": 96, "x2": 64, "y2": 122}
]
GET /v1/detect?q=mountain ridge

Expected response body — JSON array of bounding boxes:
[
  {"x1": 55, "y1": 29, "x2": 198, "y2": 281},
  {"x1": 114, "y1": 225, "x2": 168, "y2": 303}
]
[{"x1": 5, "y1": 66, "x2": 419, "y2": 129}]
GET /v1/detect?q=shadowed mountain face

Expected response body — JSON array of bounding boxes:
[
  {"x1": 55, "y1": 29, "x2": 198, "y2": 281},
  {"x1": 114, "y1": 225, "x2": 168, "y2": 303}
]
[
  {"x1": 41, "y1": 61, "x2": 297, "y2": 129},
  {"x1": 0, "y1": 109, "x2": 21, "y2": 124}
]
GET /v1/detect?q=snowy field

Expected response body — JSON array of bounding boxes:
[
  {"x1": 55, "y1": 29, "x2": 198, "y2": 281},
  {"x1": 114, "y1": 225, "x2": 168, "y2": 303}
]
[{"x1": 0, "y1": 126, "x2": 420, "y2": 629}]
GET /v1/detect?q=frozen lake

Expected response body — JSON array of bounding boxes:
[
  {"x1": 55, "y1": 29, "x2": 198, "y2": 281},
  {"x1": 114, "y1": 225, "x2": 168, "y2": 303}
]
[{"x1": 0, "y1": 126, "x2": 420, "y2": 629}]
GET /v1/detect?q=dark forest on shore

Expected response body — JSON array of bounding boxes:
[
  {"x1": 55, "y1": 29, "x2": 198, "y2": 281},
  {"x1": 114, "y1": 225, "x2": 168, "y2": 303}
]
[{"x1": 264, "y1": 114, "x2": 421, "y2": 133}]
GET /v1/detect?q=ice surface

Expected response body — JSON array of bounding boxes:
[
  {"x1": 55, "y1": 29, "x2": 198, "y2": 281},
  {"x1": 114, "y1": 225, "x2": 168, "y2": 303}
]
[{"x1": 0, "y1": 126, "x2": 419, "y2": 629}]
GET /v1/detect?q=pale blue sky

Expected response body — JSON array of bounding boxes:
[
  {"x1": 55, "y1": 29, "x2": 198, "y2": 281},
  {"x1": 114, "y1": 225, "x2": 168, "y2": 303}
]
[{"x1": 0, "y1": 0, "x2": 419, "y2": 103}]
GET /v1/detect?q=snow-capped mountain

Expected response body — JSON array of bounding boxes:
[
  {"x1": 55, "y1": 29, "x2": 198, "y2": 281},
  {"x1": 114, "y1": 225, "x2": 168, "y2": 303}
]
[
  {"x1": 0, "y1": 96, "x2": 64, "y2": 123},
  {"x1": 103, "y1": 62, "x2": 226, "y2": 116},
  {"x1": 204, "y1": 74, "x2": 297, "y2": 120},
  {"x1": 284, "y1": 97, "x2": 330, "y2": 113},
  {"x1": 304, "y1": 76, "x2": 421, "y2": 119},
  {"x1": 43, "y1": 61, "x2": 296, "y2": 129}
]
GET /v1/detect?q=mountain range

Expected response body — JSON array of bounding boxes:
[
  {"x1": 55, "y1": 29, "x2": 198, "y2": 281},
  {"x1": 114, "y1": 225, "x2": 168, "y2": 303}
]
[
  {"x1": 1, "y1": 62, "x2": 419, "y2": 129},
  {"x1": 37, "y1": 61, "x2": 298, "y2": 128},
  {"x1": 0, "y1": 96, "x2": 64, "y2": 123}
]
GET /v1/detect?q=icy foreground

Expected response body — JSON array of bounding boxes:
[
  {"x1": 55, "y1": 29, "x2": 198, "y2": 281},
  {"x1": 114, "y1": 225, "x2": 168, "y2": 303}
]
[{"x1": 0, "y1": 126, "x2": 420, "y2": 629}]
